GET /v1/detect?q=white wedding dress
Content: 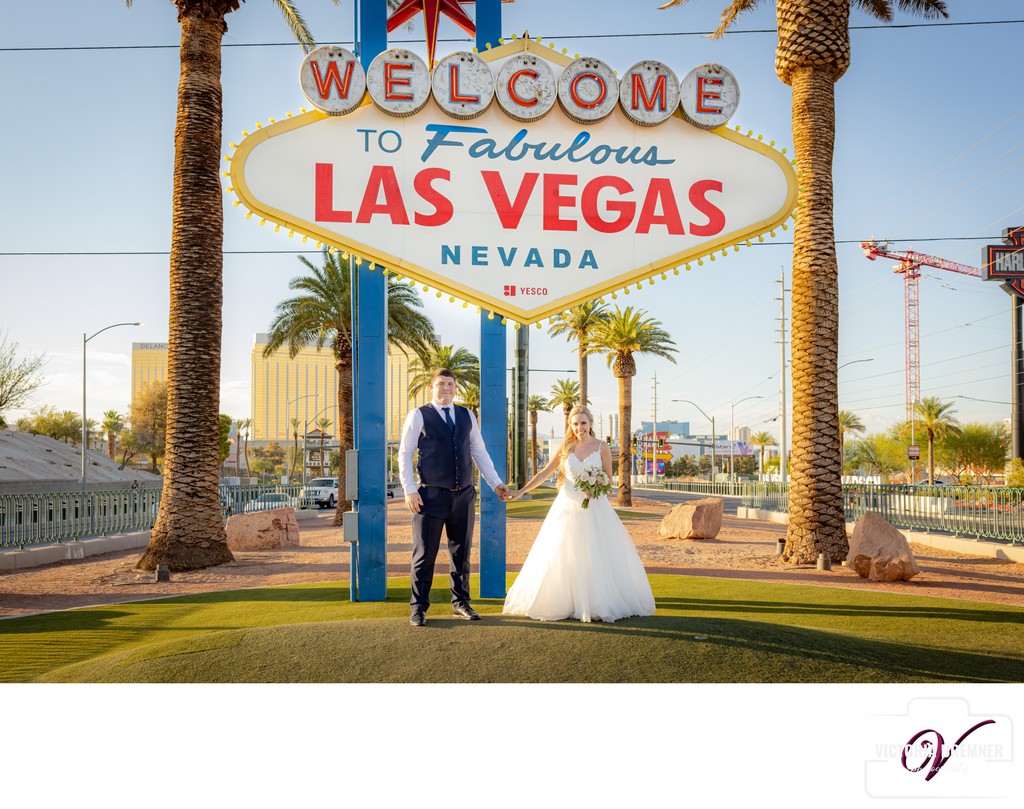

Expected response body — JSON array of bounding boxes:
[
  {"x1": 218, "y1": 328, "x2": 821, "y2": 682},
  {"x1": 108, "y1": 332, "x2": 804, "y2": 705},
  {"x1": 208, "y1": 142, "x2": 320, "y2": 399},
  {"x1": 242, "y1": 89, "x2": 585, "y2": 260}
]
[{"x1": 502, "y1": 449, "x2": 656, "y2": 623}]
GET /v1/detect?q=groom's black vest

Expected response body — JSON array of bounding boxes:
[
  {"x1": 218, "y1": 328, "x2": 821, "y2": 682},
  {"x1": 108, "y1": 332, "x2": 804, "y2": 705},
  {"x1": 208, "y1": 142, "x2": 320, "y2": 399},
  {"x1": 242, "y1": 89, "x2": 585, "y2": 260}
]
[{"x1": 416, "y1": 404, "x2": 473, "y2": 490}]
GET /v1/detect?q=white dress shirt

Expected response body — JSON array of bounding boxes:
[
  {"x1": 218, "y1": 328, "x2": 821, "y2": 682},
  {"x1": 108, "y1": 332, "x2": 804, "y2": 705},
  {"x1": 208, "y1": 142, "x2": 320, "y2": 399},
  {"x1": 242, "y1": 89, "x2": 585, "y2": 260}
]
[{"x1": 398, "y1": 401, "x2": 503, "y2": 495}]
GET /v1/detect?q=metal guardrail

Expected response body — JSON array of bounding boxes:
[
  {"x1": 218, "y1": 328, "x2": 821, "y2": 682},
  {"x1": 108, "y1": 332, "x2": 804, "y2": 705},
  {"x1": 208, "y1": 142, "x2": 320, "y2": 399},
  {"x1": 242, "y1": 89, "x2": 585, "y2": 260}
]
[
  {"x1": 0, "y1": 483, "x2": 310, "y2": 549},
  {"x1": 642, "y1": 480, "x2": 1024, "y2": 544},
  {"x1": 0, "y1": 489, "x2": 161, "y2": 548},
  {"x1": 639, "y1": 479, "x2": 751, "y2": 497}
]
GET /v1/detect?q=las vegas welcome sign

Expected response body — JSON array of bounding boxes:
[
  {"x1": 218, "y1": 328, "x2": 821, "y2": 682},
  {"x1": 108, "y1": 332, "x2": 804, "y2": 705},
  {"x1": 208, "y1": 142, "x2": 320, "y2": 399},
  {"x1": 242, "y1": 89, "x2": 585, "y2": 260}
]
[{"x1": 228, "y1": 37, "x2": 798, "y2": 324}]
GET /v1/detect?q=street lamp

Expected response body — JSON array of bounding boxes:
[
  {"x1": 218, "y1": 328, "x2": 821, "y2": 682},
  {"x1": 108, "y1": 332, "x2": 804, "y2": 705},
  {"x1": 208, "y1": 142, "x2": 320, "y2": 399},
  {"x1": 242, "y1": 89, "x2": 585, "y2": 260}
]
[
  {"x1": 287, "y1": 392, "x2": 320, "y2": 483},
  {"x1": 838, "y1": 358, "x2": 875, "y2": 479},
  {"x1": 82, "y1": 321, "x2": 142, "y2": 494},
  {"x1": 730, "y1": 395, "x2": 764, "y2": 485},
  {"x1": 673, "y1": 399, "x2": 716, "y2": 482}
]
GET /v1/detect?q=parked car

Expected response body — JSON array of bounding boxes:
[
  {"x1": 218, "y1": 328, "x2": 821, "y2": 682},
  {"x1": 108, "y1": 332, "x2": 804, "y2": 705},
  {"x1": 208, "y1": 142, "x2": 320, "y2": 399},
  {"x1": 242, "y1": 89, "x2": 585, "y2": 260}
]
[
  {"x1": 301, "y1": 477, "x2": 339, "y2": 509},
  {"x1": 912, "y1": 480, "x2": 948, "y2": 486},
  {"x1": 244, "y1": 493, "x2": 300, "y2": 513}
]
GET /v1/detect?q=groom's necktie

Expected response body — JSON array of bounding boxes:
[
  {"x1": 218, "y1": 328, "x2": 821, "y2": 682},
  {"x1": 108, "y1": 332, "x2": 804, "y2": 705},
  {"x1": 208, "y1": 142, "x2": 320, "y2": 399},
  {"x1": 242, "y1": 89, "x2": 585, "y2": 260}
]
[{"x1": 442, "y1": 406, "x2": 455, "y2": 432}]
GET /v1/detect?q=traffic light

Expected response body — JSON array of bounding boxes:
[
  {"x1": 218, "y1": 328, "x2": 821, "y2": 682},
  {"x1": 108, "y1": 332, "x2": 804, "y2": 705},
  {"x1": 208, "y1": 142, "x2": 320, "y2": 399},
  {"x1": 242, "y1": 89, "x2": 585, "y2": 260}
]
[
  {"x1": 631, "y1": 436, "x2": 639, "y2": 448},
  {"x1": 606, "y1": 435, "x2": 612, "y2": 446},
  {"x1": 657, "y1": 437, "x2": 665, "y2": 450}
]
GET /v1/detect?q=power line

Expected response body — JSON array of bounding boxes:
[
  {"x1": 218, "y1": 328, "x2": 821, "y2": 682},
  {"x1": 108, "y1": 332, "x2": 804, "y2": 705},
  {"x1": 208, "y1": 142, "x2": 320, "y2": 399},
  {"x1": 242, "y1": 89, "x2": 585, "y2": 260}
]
[
  {"x1": 2, "y1": 19, "x2": 1022, "y2": 52},
  {"x1": 1, "y1": 235, "x2": 1010, "y2": 258}
]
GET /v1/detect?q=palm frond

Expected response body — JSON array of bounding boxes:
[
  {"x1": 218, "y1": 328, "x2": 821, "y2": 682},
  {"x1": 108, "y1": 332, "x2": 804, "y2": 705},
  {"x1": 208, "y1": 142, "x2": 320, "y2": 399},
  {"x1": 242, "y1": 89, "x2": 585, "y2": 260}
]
[{"x1": 272, "y1": 0, "x2": 316, "y2": 53}]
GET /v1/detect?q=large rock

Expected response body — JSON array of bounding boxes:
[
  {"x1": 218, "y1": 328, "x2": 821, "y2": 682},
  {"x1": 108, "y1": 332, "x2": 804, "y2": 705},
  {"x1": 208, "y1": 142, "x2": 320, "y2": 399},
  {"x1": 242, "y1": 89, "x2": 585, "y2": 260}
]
[
  {"x1": 225, "y1": 508, "x2": 300, "y2": 551},
  {"x1": 847, "y1": 511, "x2": 920, "y2": 582},
  {"x1": 658, "y1": 498, "x2": 723, "y2": 540}
]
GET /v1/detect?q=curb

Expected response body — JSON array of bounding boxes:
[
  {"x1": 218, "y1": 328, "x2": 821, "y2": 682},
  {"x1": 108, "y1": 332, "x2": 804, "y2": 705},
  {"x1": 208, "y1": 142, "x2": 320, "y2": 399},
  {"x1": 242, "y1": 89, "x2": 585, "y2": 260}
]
[
  {"x1": 0, "y1": 530, "x2": 151, "y2": 571},
  {"x1": 735, "y1": 506, "x2": 1024, "y2": 564}
]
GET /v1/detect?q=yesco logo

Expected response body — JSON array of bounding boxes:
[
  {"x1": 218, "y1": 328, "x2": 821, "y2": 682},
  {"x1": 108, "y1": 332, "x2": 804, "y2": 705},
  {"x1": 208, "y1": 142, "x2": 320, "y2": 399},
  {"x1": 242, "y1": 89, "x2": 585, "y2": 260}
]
[{"x1": 503, "y1": 286, "x2": 547, "y2": 297}]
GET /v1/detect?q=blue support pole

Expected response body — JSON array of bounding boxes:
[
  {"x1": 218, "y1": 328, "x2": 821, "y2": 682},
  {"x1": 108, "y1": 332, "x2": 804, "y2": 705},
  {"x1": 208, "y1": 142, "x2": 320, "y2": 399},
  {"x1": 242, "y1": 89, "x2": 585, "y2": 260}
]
[
  {"x1": 476, "y1": 0, "x2": 507, "y2": 599},
  {"x1": 354, "y1": 0, "x2": 388, "y2": 602}
]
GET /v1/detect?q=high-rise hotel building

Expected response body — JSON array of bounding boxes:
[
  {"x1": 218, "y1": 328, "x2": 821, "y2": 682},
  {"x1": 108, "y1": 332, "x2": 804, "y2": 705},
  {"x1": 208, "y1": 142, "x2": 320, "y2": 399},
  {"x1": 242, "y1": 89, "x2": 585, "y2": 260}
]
[
  {"x1": 251, "y1": 335, "x2": 429, "y2": 443},
  {"x1": 251, "y1": 334, "x2": 339, "y2": 442},
  {"x1": 131, "y1": 338, "x2": 427, "y2": 445},
  {"x1": 131, "y1": 342, "x2": 169, "y2": 406}
]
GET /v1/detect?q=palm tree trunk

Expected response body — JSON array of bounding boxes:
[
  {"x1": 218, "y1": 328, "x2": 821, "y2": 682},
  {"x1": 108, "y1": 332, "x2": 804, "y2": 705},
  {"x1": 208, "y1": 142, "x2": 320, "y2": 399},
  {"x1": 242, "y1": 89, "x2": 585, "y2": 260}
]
[
  {"x1": 138, "y1": 10, "x2": 233, "y2": 572},
  {"x1": 335, "y1": 356, "x2": 353, "y2": 524},
  {"x1": 928, "y1": 435, "x2": 935, "y2": 484},
  {"x1": 783, "y1": 64, "x2": 847, "y2": 565},
  {"x1": 291, "y1": 429, "x2": 298, "y2": 477},
  {"x1": 579, "y1": 341, "x2": 588, "y2": 408},
  {"x1": 530, "y1": 412, "x2": 538, "y2": 476},
  {"x1": 107, "y1": 434, "x2": 115, "y2": 459},
  {"x1": 617, "y1": 373, "x2": 632, "y2": 506}
]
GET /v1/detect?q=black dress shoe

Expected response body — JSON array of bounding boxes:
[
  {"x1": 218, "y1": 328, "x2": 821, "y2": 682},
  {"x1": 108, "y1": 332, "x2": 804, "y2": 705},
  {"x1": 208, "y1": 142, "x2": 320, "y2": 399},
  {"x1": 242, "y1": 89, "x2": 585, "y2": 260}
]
[
  {"x1": 453, "y1": 604, "x2": 481, "y2": 620},
  {"x1": 410, "y1": 611, "x2": 426, "y2": 627}
]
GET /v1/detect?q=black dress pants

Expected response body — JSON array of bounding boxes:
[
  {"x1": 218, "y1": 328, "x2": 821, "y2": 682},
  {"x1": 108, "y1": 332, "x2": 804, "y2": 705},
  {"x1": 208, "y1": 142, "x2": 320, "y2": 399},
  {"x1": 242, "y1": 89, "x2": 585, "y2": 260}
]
[{"x1": 410, "y1": 485, "x2": 476, "y2": 611}]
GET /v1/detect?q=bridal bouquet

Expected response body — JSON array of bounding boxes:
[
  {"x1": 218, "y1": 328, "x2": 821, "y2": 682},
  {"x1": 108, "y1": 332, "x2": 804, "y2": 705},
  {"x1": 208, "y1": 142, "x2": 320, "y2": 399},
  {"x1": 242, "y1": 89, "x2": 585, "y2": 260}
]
[{"x1": 575, "y1": 466, "x2": 612, "y2": 509}]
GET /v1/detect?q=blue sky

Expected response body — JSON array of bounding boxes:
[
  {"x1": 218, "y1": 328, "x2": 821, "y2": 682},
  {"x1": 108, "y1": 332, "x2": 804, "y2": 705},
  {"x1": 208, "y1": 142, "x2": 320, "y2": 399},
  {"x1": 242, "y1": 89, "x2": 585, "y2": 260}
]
[{"x1": 3, "y1": 1, "x2": 1023, "y2": 446}]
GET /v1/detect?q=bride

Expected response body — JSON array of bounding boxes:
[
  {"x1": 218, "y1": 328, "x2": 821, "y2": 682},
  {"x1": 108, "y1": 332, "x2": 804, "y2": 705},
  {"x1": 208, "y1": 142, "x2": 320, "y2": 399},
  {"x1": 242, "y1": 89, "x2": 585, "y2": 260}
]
[{"x1": 503, "y1": 405, "x2": 656, "y2": 623}]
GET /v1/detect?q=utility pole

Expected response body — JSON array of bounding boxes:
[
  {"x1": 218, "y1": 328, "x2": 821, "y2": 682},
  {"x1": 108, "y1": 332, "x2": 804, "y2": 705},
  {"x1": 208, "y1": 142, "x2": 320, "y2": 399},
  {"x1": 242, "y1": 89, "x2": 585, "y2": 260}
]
[
  {"x1": 776, "y1": 270, "x2": 789, "y2": 484},
  {"x1": 651, "y1": 372, "x2": 658, "y2": 484},
  {"x1": 513, "y1": 326, "x2": 529, "y2": 489}
]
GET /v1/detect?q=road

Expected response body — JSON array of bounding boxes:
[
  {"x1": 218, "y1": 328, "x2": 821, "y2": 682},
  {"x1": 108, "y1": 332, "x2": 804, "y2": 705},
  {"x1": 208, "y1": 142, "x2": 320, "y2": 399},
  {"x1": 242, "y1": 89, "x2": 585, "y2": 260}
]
[{"x1": 632, "y1": 487, "x2": 742, "y2": 515}]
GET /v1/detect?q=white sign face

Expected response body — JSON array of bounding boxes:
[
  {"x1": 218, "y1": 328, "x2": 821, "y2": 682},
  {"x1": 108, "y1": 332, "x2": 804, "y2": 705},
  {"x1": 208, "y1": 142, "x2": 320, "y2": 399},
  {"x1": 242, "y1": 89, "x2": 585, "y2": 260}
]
[{"x1": 231, "y1": 40, "x2": 797, "y2": 324}]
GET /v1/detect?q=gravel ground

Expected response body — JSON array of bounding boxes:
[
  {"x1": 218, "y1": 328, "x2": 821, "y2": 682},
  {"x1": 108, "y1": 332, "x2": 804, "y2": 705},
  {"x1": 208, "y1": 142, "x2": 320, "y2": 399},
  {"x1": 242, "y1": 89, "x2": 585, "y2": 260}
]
[{"x1": 2, "y1": 498, "x2": 1024, "y2": 619}]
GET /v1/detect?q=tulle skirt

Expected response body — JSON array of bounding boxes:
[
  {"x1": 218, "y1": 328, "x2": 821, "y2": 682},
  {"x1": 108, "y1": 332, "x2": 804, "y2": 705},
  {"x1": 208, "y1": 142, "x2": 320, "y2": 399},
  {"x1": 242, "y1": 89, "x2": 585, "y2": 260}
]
[{"x1": 503, "y1": 487, "x2": 656, "y2": 623}]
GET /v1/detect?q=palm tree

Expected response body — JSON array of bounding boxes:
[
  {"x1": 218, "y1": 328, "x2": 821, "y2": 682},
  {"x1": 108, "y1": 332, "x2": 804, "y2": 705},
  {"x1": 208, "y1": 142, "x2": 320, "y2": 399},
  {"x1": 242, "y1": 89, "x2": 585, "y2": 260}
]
[
  {"x1": 315, "y1": 416, "x2": 332, "y2": 477},
  {"x1": 838, "y1": 409, "x2": 865, "y2": 471},
  {"x1": 660, "y1": 0, "x2": 948, "y2": 564},
  {"x1": 409, "y1": 345, "x2": 480, "y2": 399},
  {"x1": 547, "y1": 378, "x2": 580, "y2": 431},
  {"x1": 131, "y1": 0, "x2": 315, "y2": 573},
  {"x1": 548, "y1": 302, "x2": 609, "y2": 407},
  {"x1": 232, "y1": 417, "x2": 245, "y2": 476},
  {"x1": 101, "y1": 410, "x2": 123, "y2": 459},
  {"x1": 264, "y1": 247, "x2": 436, "y2": 523},
  {"x1": 290, "y1": 417, "x2": 301, "y2": 478},
  {"x1": 591, "y1": 306, "x2": 678, "y2": 506},
  {"x1": 456, "y1": 383, "x2": 481, "y2": 419},
  {"x1": 901, "y1": 396, "x2": 961, "y2": 484},
  {"x1": 748, "y1": 430, "x2": 776, "y2": 475},
  {"x1": 528, "y1": 395, "x2": 552, "y2": 475}
]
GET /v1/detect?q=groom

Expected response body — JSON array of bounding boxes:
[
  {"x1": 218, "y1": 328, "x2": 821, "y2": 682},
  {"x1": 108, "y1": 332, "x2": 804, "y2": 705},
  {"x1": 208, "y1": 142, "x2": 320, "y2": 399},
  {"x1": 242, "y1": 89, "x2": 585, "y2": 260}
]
[{"x1": 398, "y1": 368, "x2": 510, "y2": 627}]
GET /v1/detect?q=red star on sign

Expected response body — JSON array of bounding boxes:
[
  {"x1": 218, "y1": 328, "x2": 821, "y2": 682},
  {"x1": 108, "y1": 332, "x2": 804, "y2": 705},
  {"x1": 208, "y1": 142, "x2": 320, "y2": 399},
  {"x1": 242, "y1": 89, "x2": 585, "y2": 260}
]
[{"x1": 387, "y1": 0, "x2": 477, "y2": 68}]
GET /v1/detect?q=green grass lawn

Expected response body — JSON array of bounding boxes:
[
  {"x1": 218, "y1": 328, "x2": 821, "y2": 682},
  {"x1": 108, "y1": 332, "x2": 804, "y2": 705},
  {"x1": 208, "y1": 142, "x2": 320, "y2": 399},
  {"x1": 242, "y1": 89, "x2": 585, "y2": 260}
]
[{"x1": 3, "y1": 574, "x2": 1023, "y2": 683}]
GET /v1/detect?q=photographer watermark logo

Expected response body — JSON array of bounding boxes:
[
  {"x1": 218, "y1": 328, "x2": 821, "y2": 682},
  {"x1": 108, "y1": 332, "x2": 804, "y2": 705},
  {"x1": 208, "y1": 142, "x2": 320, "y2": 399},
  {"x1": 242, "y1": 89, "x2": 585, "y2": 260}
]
[{"x1": 865, "y1": 698, "x2": 1014, "y2": 798}]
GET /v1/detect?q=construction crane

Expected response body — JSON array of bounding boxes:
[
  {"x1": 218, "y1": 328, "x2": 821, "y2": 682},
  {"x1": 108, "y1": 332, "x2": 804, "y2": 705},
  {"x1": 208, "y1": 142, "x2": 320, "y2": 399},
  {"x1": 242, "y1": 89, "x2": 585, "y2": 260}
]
[{"x1": 861, "y1": 239, "x2": 982, "y2": 419}]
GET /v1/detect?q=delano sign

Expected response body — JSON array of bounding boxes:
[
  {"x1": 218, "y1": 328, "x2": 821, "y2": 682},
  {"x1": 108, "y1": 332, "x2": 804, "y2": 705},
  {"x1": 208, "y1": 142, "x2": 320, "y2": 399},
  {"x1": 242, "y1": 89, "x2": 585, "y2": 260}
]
[{"x1": 229, "y1": 38, "x2": 798, "y2": 324}]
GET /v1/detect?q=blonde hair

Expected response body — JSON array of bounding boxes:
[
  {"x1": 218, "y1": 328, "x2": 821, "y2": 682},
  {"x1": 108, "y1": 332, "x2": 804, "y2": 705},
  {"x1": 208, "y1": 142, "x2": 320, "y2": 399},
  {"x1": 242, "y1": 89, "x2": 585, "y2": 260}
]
[{"x1": 556, "y1": 405, "x2": 596, "y2": 487}]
